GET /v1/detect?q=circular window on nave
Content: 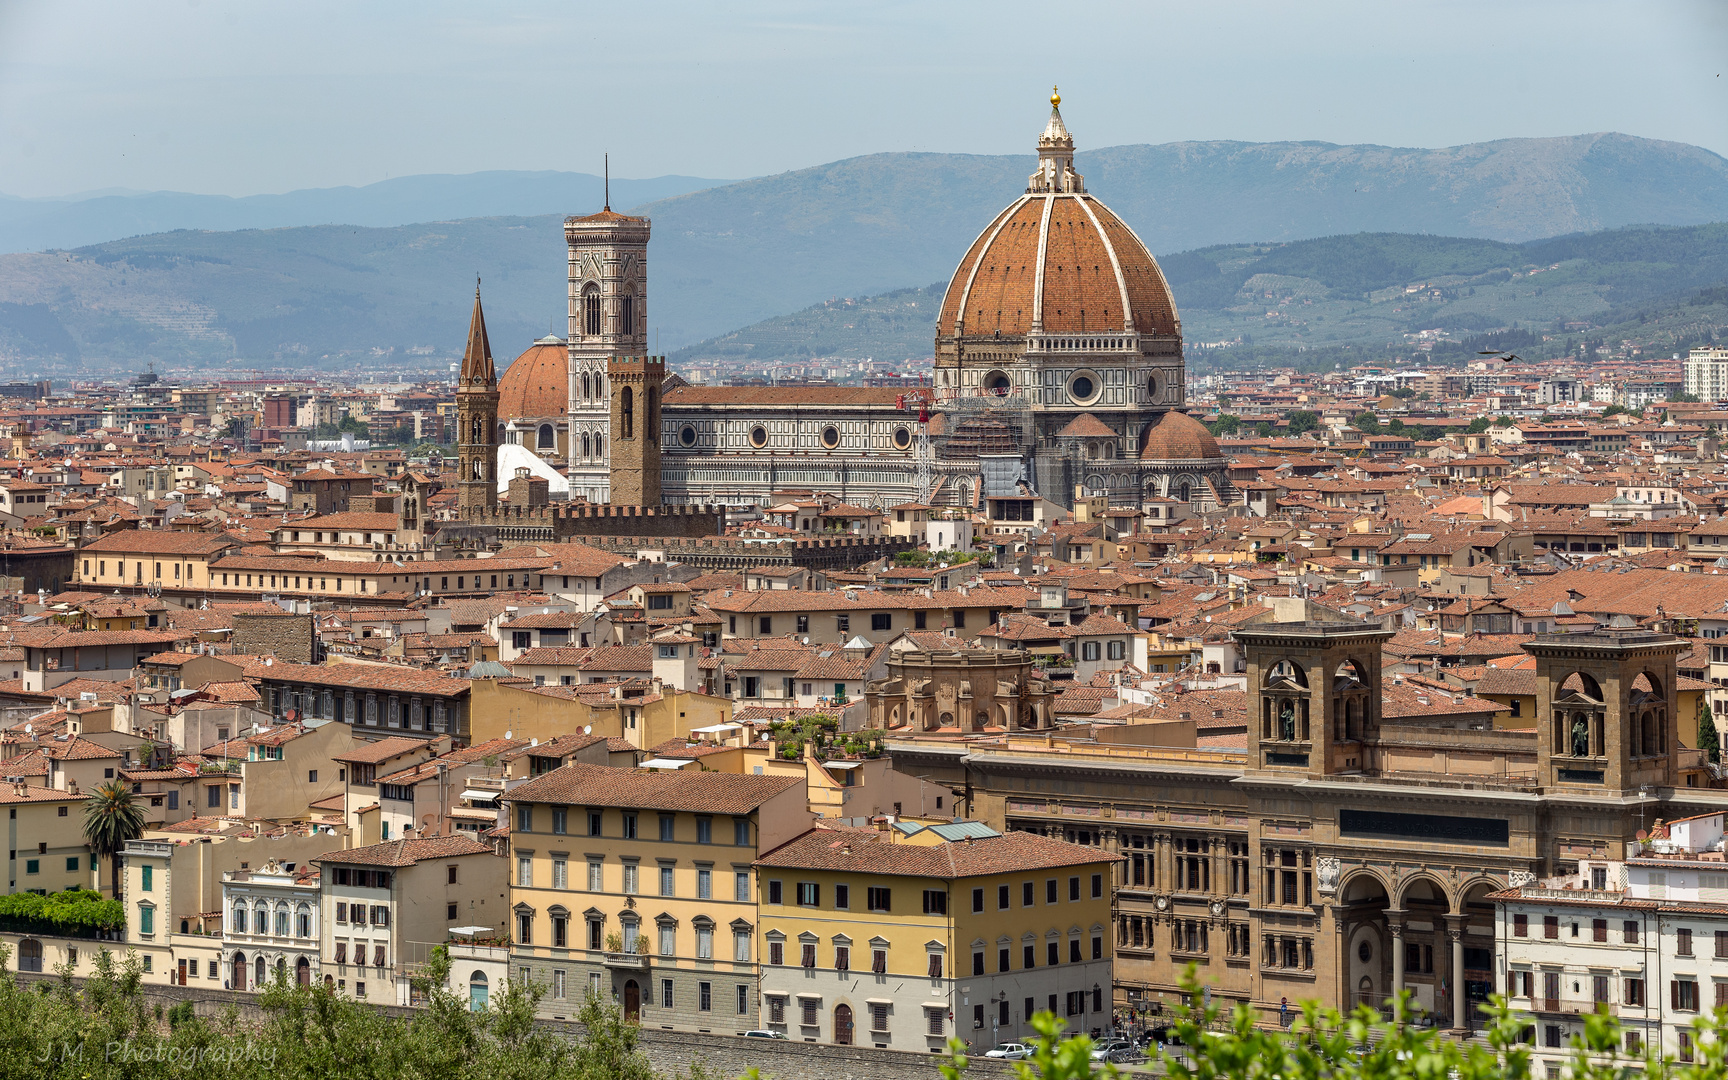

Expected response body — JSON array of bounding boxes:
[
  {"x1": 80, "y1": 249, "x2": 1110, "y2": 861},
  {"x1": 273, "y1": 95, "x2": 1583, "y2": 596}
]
[
  {"x1": 892, "y1": 426, "x2": 912, "y2": 450},
  {"x1": 749, "y1": 425, "x2": 769, "y2": 449},
  {"x1": 678, "y1": 425, "x2": 698, "y2": 447},
  {"x1": 821, "y1": 425, "x2": 841, "y2": 449},
  {"x1": 1067, "y1": 370, "x2": 1101, "y2": 406}
]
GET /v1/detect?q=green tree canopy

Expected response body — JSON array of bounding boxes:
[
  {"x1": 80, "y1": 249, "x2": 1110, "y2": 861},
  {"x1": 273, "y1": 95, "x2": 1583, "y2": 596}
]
[
  {"x1": 1352, "y1": 412, "x2": 1381, "y2": 434},
  {"x1": 1285, "y1": 410, "x2": 1320, "y2": 434}
]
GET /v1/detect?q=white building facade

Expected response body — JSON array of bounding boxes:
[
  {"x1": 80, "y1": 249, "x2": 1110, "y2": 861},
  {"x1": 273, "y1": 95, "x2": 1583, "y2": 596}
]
[{"x1": 222, "y1": 858, "x2": 322, "y2": 992}]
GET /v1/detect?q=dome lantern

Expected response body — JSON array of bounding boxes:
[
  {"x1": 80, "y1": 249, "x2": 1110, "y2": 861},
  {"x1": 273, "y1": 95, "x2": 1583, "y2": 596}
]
[{"x1": 1030, "y1": 88, "x2": 1083, "y2": 195}]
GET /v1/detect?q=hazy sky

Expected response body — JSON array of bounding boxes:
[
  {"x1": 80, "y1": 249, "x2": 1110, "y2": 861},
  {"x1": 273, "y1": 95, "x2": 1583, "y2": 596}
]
[{"x1": 1, "y1": 0, "x2": 1724, "y2": 199}]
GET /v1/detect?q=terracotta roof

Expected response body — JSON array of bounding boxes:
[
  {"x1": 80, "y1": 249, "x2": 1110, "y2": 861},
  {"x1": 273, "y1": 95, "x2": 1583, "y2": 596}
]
[
  {"x1": 77, "y1": 531, "x2": 236, "y2": 555},
  {"x1": 504, "y1": 762, "x2": 801, "y2": 815},
  {"x1": 330, "y1": 736, "x2": 433, "y2": 765},
  {"x1": 241, "y1": 658, "x2": 467, "y2": 697},
  {"x1": 756, "y1": 825, "x2": 1120, "y2": 877},
  {"x1": 315, "y1": 834, "x2": 492, "y2": 868},
  {"x1": 662, "y1": 386, "x2": 905, "y2": 408},
  {"x1": 1140, "y1": 410, "x2": 1221, "y2": 462}
]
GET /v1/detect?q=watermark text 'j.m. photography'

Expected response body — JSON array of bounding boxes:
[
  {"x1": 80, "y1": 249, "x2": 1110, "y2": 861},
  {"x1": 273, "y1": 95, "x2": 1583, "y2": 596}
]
[{"x1": 35, "y1": 1039, "x2": 279, "y2": 1069}]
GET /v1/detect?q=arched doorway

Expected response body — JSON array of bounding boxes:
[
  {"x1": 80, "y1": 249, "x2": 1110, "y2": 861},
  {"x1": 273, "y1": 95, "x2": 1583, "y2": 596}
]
[
  {"x1": 835, "y1": 1003, "x2": 853, "y2": 1045},
  {"x1": 255, "y1": 956, "x2": 267, "y2": 989},
  {"x1": 468, "y1": 971, "x2": 489, "y2": 1012},
  {"x1": 16, "y1": 939, "x2": 41, "y2": 973},
  {"x1": 1338, "y1": 871, "x2": 1390, "y2": 1015},
  {"x1": 623, "y1": 979, "x2": 640, "y2": 1022},
  {"x1": 232, "y1": 953, "x2": 247, "y2": 991},
  {"x1": 1398, "y1": 875, "x2": 1451, "y2": 1024},
  {"x1": 296, "y1": 956, "x2": 310, "y2": 987}
]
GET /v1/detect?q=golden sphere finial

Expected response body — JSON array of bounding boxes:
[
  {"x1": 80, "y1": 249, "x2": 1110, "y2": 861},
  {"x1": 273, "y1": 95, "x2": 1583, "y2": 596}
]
[{"x1": 1051, "y1": 85, "x2": 1061, "y2": 108}]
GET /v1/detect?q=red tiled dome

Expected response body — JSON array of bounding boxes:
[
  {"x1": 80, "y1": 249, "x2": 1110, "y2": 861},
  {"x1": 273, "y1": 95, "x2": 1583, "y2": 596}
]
[
  {"x1": 1140, "y1": 410, "x2": 1220, "y2": 461},
  {"x1": 938, "y1": 196, "x2": 1179, "y2": 340},
  {"x1": 498, "y1": 340, "x2": 567, "y2": 420}
]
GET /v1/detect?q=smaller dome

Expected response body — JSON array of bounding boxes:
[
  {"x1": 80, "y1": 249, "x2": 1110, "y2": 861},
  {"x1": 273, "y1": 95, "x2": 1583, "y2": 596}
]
[
  {"x1": 1140, "y1": 410, "x2": 1221, "y2": 461},
  {"x1": 498, "y1": 339, "x2": 568, "y2": 420}
]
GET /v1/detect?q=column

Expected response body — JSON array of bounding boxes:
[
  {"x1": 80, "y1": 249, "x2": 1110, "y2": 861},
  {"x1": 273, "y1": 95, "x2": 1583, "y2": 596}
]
[
  {"x1": 1446, "y1": 916, "x2": 1467, "y2": 1031},
  {"x1": 1386, "y1": 909, "x2": 1407, "y2": 1015}
]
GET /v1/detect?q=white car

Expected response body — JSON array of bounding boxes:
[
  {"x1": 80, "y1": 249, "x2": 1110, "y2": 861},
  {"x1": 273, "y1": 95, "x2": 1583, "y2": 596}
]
[
  {"x1": 742, "y1": 1029, "x2": 787, "y2": 1040},
  {"x1": 1090, "y1": 1039, "x2": 1134, "y2": 1061},
  {"x1": 985, "y1": 1043, "x2": 1031, "y2": 1059}
]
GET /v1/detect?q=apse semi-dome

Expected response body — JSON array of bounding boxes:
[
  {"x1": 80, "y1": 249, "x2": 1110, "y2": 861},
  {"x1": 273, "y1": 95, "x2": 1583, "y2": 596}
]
[
  {"x1": 938, "y1": 94, "x2": 1179, "y2": 342},
  {"x1": 1139, "y1": 409, "x2": 1221, "y2": 461},
  {"x1": 497, "y1": 337, "x2": 569, "y2": 420}
]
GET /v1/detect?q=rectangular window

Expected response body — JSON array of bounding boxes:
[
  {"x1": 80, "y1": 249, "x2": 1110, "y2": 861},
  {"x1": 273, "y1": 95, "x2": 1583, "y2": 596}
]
[
  {"x1": 738, "y1": 985, "x2": 750, "y2": 1015},
  {"x1": 927, "y1": 954, "x2": 943, "y2": 979},
  {"x1": 660, "y1": 866, "x2": 675, "y2": 897},
  {"x1": 139, "y1": 906, "x2": 154, "y2": 934},
  {"x1": 734, "y1": 819, "x2": 750, "y2": 846},
  {"x1": 552, "y1": 808, "x2": 567, "y2": 835},
  {"x1": 833, "y1": 883, "x2": 848, "y2": 909},
  {"x1": 734, "y1": 931, "x2": 751, "y2": 963},
  {"x1": 1047, "y1": 879, "x2": 1058, "y2": 904},
  {"x1": 588, "y1": 860, "x2": 603, "y2": 892},
  {"x1": 835, "y1": 945, "x2": 849, "y2": 971},
  {"x1": 768, "y1": 996, "x2": 785, "y2": 1024},
  {"x1": 867, "y1": 887, "x2": 891, "y2": 912},
  {"x1": 552, "y1": 859, "x2": 567, "y2": 890},
  {"x1": 661, "y1": 979, "x2": 674, "y2": 1009},
  {"x1": 141, "y1": 865, "x2": 153, "y2": 891},
  {"x1": 1716, "y1": 930, "x2": 1728, "y2": 959},
  {"x1": 699, "y1": 982, "x2": 711, "y2": 1012},
  {"x1": 696, "y1": 817, "x2": 712, "y2": 844},
  {"x1": 1048, "y1": 940, "x2": 1059, "y2": 966},
  {"x1": 1625, "y1": 978, "x2": 1644, "y2": 1006},
  {"x1": 768, "y1": 880, "x2": 782, "y2": 905},
  {"x1": 1593, "y1": 919, "x2": 1607, "y2": 943},
  {"x1": 801, "y1": 943, "x2": 816, "y2": 968},
  {"x1": 769, "y1": 941, "x2": 784, "y2": 966},
  {"x1": 622, "y1": 814, "x2": 637, "y2": 839},
  {"x1": 517, "y1": 857, "x2": 533, "y2": 888},
  {"x1": 1543, "y1": 916, "x2": 1559, "y2": 939},
  {"x1": 872, "y1": 948, "x2": 886, "y2": 974},
  {"x1": 622, "y1": 863, "x2": 638, "y2": 894},
  {"x1": 736, "y1": 871, "x2": 751, "y2": 903},
  {"x1": 922, "y1": 890, "x2": 947, "y2": 915},
  {"x1": 659, "y1": 816, "x2": 675, "y2": 842},
  {"x1": 1513, "y1": 913, "x2": 1528, "y2": 937},
  {"x1": 1625, "y1": 920, "x2": 1640, "y2": 944},
  {"x1": 1679, "y1": 928, "x2": 1694, "y2": 956},
  {"x1": 802, "y1": 999, "x2": 818, "y2": 1026},
  {"x1": 1069, "y1": 876, "x2": 1081, "y2": 901},
  {"x1": 1091, "y1": 873, "x2": 1103, "y2": 898},
  {"x1": 696, "y1": 927, "x2": 713, "y2": 959},
  {"x1": 1675, "y1": 979, "x2": 1700, "y2": 1012},
  {"x1": 697, "y1": 868, "x2": 712, "y2": 899},
  {"x1": 1024, "y1": 943, "x2": 1037, "y2": 968},
  {"x1": 871, "y1": 613, "x2": 891, "y2": 632},
  {"x1": 516, "y1": 805, "x2": 533, "y2": 833},
  {"x1": 873, "y1": 1003, "x2": 889, "y2": 1031},
  {"x1": 588, "y1": 812, "x2": 602, "y2": 836},
  {"x1": 972, "y1": 951, "x2": 985, "y2": 977},
  {"x1": 927, "y1": 1009, "x2": 944, "y2": 1037},
  {"x1": 998, "y1": 947, "x2": 1010, "y2": 972},
  {"x1": 972, "y1": 887, "x2": 984, "y2": 913},
  {"x1": 796, "y1": 882, "x2": 819, "y2": 906}
]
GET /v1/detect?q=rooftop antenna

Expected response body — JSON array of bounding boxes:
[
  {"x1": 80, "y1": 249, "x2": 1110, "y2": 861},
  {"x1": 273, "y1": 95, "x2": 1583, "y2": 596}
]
[{"x1": 604, "y1": 153, "x2": 610, "y2": 212}]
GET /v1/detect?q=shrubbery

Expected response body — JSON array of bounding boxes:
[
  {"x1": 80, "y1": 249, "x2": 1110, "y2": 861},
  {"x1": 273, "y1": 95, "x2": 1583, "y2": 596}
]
[{"x1": 0, "y1": 888, "x2": 124, "y2": 936}]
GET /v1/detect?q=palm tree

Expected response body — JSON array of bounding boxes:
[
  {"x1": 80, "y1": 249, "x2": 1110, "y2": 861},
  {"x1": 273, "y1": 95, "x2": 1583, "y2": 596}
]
[{"x1": 83, "y1": 781, "x2": 146, "y2": 901}]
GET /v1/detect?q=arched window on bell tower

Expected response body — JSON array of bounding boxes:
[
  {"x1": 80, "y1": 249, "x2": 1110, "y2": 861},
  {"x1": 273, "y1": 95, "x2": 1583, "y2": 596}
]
[
  {"x1": 621, "y1": 386, "x2": 634, "y2": 439},
  {"x1": 621, "y1": 288, "x2": 636, "y2": 339},
  {"x1": 584, "y1": 285, "x2": 601, "y2": 337}
]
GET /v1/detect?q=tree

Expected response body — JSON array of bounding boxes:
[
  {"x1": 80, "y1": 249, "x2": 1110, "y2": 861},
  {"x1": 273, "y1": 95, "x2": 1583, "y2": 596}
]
[
  {"x1": 82, "y1": 780, "x2": 145, "y2": 901},
  {"x1": 1206, "y1": 414, "x2": 1242, "y2": 436},
  {"x1": 222, "y1": 417, "x2": 248, "y2": 440},
  {"x1": 1254, "y1": 421, "x2": 1273, "y2": 437},
  {"x1": 1699, "y1": 700, "x2": 1719, "y2": 765},
  {"x1": 1601, "y1": 404, "x2": 1629, "y2": 418},
  {"x1": 1352, "y1": 412, "x2": 1380, "y2": 434},
  {"x1": 1674, "y1": 391, "x2": 1702, "y2": 403},
  {"x1": 1466, "y1": 417, "x2": 1492, "y2": 434},
  {"x1": 1392, "y1": 387, "x2": 1417, "y2": 399},
  {"x1": 1285, "y1": 410, "x2": 1319, "y2": 435}
]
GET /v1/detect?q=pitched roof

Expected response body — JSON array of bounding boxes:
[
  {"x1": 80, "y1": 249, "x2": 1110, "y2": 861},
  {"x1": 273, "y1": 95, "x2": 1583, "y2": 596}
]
[
  {"x1": 316, "y1": 834, "x2": 492, "y2": 868},
  {"x1": 504, "y1": 762, "x2": 801, "y2": 815},
  {"x1": 755, "y1": 826, "x2": 1119, "y2": 877}
]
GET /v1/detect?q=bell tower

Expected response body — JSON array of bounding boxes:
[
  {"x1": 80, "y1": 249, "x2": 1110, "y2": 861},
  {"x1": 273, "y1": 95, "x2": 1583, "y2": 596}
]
[
  {"x1": 565, "y1": 169, "x2": 651, "y2": 503},
  {"x1": 456, "y1": 283, "x2": 499, "y2": 518},
  {"x1": 607, "y1": 355, "x2": 663, "y2": 506},
  {"x1": 1235, "y1": 621, "x2": 1394, "y2": 778},
  {"x1": 1524, "y1": 629, "x2": 1685, "y2": 795}
]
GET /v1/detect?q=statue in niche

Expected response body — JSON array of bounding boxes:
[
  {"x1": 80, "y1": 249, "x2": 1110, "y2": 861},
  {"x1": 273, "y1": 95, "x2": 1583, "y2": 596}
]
[
  {"x1": 1571, "y1": 716, "x2": 1590, "y2": 758},
  {"x1": 1279, "y1": 699, "x2": 1296, "y2": 742}
]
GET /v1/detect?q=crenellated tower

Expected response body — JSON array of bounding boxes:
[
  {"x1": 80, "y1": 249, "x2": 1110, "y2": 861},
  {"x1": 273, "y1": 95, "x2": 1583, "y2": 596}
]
[
  {"x1": 608, "y1": 355, "x2": 663, "y2": 507},
  {"x1": 457, "y1": 284, "x2": 500, "y2": 517}
]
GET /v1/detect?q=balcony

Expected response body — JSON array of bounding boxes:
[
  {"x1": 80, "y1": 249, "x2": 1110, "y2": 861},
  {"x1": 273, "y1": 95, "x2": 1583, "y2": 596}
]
[
  {"x1": 1529, "y1": 997, "x2": 1617, "y2": 1016},
  {"x1": 602, "y1": 951, "x2": 649, "y2": 970}
]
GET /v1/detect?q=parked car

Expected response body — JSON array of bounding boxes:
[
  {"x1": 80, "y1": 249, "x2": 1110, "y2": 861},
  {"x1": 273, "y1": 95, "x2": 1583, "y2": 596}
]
[
  {"x1": 743, "y1": 1030, "x2": 787, "y2": 1040},
  {"x1": 1090, "y1": 1039, "x2": 1135, "y2": 1061},
  {"x1": 984, "y1": 1043, "x2": 1032, "y2": 1060}
]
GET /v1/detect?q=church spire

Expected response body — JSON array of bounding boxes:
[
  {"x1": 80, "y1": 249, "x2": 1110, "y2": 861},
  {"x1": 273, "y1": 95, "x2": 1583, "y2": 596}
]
[
  {"x1": 460, "y1": 278, "x2": 495, "y2": 385},
  {"x1": 1029, "y1": 86, "x2": 1084, "y2": 195}
]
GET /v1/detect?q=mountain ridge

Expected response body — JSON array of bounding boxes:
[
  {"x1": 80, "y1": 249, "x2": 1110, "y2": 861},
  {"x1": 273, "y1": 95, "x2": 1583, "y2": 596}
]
[{"x1": 1, "y1": 132, "x2": 1726, "y2": 370}]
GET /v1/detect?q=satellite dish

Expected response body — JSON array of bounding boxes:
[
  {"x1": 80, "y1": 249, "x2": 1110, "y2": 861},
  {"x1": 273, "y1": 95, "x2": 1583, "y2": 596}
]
[
  {"x1": 504, "y1": 730, "x2": 513, "y2": 740},
  {"x1": 583, "y1": 725, "x2": 591, "y2": 735},
  {"x1": 23, "y1": 724, "x2": 30, "y2": 734}
]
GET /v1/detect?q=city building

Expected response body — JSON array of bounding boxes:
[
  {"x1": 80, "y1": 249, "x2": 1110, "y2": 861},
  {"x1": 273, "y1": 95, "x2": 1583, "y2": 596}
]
[{"x1": 754, "y1": 819, "x2": 1117, "y2": 1051}]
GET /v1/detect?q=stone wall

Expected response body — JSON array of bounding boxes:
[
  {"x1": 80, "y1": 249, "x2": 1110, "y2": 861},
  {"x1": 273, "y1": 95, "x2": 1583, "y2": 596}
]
[
  {"x1": 12, "y1": 973, "x2": 1001, "y2": 1080},
  {"x1": 230, "y1": 611, "x2": 318, "y2": 663}
]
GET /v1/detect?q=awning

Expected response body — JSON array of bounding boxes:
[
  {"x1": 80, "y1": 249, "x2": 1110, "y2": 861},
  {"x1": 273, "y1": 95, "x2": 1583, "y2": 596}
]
[
  {"x1": 640, "y1": 758, "x2": 694, "y2": 770},
  {"x1": 824, "y1": 761, "x2": 861, "y2": 770},
  {"x1": 459, "y1": 789, "x2": 500, "y2": 802}
]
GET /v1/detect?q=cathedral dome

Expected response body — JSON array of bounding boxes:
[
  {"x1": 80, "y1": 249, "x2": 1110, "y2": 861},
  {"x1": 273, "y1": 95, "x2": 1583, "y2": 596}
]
[
  {"x1": 1140, "y1": 409, "x2": 1221, "y2": 461},
  {"x1": 937, "y1": 93, "x2": 1179, "y2": 342},
  {"x1": 498, "y1": 337, "x2": 568, "y2": 420}
]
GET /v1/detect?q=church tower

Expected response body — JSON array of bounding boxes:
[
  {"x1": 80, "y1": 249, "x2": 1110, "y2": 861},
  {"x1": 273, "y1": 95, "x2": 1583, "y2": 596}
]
[
  {"x1": 607, "y1": 355, "x2": 663, "y2": 506},
  {"x1": 456, "y1": 284, "x2": 499, "y2": 518},
  {"x1": 565, "y1": 171, "x2": 651, "y2": 503}
]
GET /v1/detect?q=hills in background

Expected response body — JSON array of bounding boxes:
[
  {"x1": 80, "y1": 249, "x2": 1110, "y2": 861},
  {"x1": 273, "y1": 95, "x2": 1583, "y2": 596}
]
[
  {"x1": 1, "y1": 132, "x2": 1727, "y2": 372},
  {"x1": 669, "y1": 225, "x2": 1728, "y2": 370},
  {"x1": 0, "y1": 172, "x2": 731, "y2": 255}
]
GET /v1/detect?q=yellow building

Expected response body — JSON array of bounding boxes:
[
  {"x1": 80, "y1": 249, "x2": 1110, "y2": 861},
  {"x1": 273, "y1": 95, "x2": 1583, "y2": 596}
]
[
  {"x1": 502, "y1": 763, "x2": 810, "y2": 1025},
  {"x1": 75, "y1": 530, "x2": 236, "y2": 591},
  {"x1": 467, "y1": 677, "x2": 731, "y2": 750},
  {"x1": 3, "y1": 784, "x2": 92, "y2": 895},
  {"x1": 754, "y1": 820, "x2": 1118, "y2": 1052}
]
